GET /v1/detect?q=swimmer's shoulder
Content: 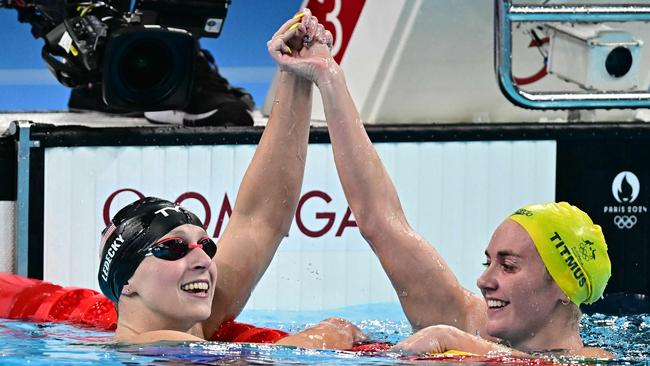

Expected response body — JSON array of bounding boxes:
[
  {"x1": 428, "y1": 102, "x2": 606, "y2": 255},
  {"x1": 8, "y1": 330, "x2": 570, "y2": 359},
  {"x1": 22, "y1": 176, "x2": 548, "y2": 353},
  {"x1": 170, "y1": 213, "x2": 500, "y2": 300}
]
[
  {"x1": 567, "y1": 347, "x2": 614, "y2": 359},
  {"x1": 115, "y1": 330, "x2": 206, "y2": 343}
]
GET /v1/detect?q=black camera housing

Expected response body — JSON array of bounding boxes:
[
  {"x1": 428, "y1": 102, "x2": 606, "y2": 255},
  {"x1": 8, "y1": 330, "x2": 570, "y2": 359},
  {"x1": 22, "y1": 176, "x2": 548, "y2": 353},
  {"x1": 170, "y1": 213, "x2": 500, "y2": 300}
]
[
  {"x1": 63, "y1": 15, "x2": 108, "y2": 71},
  {"x1": 102, "y1": 26, "x2": 196, "y2": 111},
  {"x1": 137, "y1": 0, "x2": 230, "y2": 38},
  {"x1": 36, "y1": 0, "x2": 230, "y2": 111}
]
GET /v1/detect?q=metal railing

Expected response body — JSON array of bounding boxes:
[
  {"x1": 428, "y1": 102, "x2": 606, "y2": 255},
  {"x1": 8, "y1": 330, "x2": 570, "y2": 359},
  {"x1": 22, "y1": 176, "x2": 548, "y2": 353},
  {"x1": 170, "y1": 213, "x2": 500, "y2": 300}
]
[{"x1": 495, "y1": 0, "x2": 650, "y2": 109}]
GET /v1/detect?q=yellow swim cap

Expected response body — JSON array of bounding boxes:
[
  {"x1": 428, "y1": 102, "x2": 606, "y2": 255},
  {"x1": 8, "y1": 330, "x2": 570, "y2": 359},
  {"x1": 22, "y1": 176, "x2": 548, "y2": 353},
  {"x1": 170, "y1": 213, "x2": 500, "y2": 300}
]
[{"x1": 509, "y1": 202, "x2": 611, "y2": 306}]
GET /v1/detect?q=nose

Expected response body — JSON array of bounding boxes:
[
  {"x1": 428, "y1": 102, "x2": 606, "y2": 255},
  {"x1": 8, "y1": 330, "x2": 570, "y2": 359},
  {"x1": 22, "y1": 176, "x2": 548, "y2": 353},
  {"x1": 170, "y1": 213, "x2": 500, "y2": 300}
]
[
  {"x1": 476, "y1": 264, "x2": 498, "y2": 293},
  {"x1": 187, "y1": 245, "x2": 212, "y2": 270}
]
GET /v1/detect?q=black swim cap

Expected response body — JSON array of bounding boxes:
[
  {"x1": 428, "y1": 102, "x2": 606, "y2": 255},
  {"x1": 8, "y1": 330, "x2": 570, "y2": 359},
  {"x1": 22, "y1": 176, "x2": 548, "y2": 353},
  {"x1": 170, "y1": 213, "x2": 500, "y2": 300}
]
[{"x1": 98, "y1": 197, "x2": 204, "y2": 303}]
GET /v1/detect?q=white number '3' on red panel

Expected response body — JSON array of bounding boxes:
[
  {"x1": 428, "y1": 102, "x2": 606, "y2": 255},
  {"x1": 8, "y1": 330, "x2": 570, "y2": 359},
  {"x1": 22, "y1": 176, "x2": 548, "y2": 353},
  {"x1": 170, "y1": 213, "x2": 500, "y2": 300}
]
[{"x1": 304, "y1": 0, "x2": 366, "y2": 63}]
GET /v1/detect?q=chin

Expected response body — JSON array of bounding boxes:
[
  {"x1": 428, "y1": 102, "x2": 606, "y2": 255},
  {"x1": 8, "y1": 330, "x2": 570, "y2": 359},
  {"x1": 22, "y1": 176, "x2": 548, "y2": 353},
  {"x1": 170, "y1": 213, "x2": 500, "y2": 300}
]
[
  {"x1": 201, "y1": 307, "x2": 212, "y2": 320},
  {"x1": 488, "y1": 324, "x2": 525, "y2": 346},
  {"x1": 194, "y1": 314, "x2": 211, "y2": 323},
  {"x1": 486, "y1": 321, "x2": 508, "y2": 340},
  {"x1": 182, "y1": 310, "x2": 210, "y2": 325},
  {"x1": 193, "y1": 304, "x2": 212, "y2": 321}
]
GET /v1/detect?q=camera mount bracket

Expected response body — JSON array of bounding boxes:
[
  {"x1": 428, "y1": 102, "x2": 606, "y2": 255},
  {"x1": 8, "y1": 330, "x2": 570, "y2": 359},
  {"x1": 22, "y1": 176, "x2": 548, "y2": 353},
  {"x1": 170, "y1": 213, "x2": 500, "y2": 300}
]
[{"x1": 495, "y1": 0, "x2": 650, "y2": 109}]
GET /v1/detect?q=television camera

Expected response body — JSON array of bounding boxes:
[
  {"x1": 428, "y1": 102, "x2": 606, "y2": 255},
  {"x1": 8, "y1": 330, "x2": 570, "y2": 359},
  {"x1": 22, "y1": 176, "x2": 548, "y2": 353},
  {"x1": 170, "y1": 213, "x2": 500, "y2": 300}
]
[{"x1": 2, "y1": 0, "x2": 231, "y2": 110}]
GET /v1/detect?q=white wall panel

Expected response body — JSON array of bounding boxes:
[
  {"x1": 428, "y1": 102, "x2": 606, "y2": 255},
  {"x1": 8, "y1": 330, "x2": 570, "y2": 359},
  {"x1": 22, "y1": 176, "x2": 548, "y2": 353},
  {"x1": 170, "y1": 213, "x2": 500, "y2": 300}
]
[
  {"x1": 43, "y1": 148, "x2": 73, "y2": 286},
  {"x1": 0, "y1": 201, "x2": 15, "y2": 273},
  {"x1": 42, "y1": 141, "x2": 555, "y2": 311}
]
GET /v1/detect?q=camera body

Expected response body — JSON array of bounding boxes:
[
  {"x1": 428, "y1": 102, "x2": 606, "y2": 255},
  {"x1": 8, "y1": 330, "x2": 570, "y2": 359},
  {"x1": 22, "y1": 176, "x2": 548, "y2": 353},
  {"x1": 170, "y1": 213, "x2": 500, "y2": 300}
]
[
  {"x1": 63, "y1": 15, "x2": 108, "y2": 71},
  {"x1": 547, "y1": 24, "x2": 643, "y2": 91},
  {"x1": 137, "y1": 0, "x2": 229, "y2": 38},
  {"x1": 35, "y1": 0, "x2": 231, "y2": 111}
]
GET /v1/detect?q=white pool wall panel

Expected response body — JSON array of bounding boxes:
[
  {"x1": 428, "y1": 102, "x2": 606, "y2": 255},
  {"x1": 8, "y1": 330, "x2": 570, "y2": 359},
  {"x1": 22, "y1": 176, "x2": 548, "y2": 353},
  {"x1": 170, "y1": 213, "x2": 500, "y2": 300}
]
[
  {"x1": 0, "y1": 201, "x2": 15, "y2": 273},
  {"x1": 42, "y1": 141, "x2": 555, "y2": 311}
]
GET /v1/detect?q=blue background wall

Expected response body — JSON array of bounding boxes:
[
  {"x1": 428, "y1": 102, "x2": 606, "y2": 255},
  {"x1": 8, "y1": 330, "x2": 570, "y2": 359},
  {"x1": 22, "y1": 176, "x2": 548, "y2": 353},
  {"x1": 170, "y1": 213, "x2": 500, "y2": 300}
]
[{"x1": 0, "y1": 1, "x2": 302, "y2": 111}]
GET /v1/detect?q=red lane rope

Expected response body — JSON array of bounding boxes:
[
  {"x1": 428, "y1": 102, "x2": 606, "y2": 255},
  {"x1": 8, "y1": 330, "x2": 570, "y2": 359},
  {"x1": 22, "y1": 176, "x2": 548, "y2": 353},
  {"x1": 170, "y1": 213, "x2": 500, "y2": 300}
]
[
  {"x1": 0, "y1": 273, "x2": 288, "y2": 343},
  {"x1": 0, "y1": 273, "x2": 115, "y2": 330}
]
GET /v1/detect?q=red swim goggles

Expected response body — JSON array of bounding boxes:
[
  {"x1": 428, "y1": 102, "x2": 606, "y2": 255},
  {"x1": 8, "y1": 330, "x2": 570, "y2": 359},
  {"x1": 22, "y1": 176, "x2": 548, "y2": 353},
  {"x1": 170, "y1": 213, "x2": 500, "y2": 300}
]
[{"x1": 146, "y1": 237, "x2": 217, "y2": 261}]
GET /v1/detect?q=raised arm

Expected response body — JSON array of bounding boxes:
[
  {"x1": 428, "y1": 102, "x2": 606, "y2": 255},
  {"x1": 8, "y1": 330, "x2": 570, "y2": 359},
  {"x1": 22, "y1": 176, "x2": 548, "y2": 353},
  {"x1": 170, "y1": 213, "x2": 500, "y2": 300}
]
[
  {"x1": 274, "y1": 40, "x2": 487, "y2": 332},
  {"x1": 202, "y1": 11, "x2": 317, "y2": 336},
  {"x1": 319, "y1": 71, "x2": 486, "y2": 332}
]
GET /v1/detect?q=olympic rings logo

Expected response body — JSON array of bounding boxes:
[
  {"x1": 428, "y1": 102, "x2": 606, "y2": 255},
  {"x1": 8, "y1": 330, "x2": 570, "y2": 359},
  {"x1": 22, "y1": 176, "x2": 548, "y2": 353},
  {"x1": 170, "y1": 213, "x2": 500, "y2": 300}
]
[{"x1": 614, "y1": 215, "x2": 637, "y2": 229}]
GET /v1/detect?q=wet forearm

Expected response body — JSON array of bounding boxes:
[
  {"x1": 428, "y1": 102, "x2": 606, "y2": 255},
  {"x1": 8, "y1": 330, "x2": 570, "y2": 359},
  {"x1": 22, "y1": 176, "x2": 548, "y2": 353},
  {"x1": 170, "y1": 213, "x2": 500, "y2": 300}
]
[
  {"x1": 318, "y1": 72, "x2": 480, "y2": 333},
  {"x1": 318, "y1": 73, "x2": 405, "y2": 238},
  {"x1": 233, "y1": 72, "x2": 312, "y2": 234}
]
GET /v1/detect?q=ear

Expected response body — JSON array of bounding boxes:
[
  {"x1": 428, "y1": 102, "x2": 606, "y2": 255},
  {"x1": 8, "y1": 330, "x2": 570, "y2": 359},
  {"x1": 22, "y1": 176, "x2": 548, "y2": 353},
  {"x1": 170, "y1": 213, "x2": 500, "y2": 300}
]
[
  {"x1": 552, "y1": 284, "x2": 570, "y2": 305},
  {"x1": 559, "y1": 294, "x2": 571, "y2": 305},
  {"x1": 545, "y1": 270, "x2": 569, "y2": 304},
  {"x1": 121, "y1": 283, "x2": 136, "y2": 297}
]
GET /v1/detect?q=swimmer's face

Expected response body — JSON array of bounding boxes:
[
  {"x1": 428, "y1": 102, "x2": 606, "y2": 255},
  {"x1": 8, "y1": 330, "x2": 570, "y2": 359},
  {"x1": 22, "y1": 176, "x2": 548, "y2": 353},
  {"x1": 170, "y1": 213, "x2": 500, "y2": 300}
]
[
  {"x1": 476, "y1": 219, "x2": 565, "y2": 348},
  {"x1": 125, "y1": 224, "x2": 217, "y2": 328}
]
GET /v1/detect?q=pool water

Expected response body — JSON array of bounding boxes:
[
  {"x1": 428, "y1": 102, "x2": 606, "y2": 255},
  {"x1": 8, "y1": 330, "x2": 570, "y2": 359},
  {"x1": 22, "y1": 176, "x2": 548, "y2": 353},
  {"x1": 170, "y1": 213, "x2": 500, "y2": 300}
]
[{"x1": 0, "y1": 303, "x2": 648, "y2": 365}]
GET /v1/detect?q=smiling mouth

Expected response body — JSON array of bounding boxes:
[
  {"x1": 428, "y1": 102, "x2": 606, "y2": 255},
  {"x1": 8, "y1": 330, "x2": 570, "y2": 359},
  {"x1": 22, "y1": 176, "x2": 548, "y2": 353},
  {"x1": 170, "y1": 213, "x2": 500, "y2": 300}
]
[
  {"x1": 487, "y1": 299, "x2": 509, "y2": 309},
  {"x1": 180, "y1": 280, "x2": 209, "y2": 294}
]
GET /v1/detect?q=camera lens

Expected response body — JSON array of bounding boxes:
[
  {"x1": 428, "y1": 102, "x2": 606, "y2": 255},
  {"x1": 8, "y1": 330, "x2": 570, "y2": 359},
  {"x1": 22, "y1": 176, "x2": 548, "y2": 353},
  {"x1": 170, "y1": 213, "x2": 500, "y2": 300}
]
[
  {"x1": 605, "y1": 46, "x2": 633, "y2": 78},
  {"x1": 104, "y1": 29, "x2": 196, "y2": 110},
  {"x1": 118, "y1": 38, "x2": 172, "y2": 92}
]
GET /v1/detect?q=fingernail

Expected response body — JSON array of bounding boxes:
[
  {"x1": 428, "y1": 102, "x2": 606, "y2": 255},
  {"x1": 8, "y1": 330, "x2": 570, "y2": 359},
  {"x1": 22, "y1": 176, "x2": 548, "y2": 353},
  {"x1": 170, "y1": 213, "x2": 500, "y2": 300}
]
[
  {"x1": 288, "y1": 23, "x2": 301, "y2": 32},
  {"x1": 292, "y1": 11, "x2": 304, "y2": 20}
]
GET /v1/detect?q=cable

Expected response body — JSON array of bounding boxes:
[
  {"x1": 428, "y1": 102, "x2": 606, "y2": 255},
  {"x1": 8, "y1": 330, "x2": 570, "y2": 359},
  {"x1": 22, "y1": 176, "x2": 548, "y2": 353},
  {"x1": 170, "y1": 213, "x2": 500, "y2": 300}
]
[
  {"x1": 529, "y1": 29, "x2": 548, "y2": 59},
  {"x1": 513, "y1": 27, "x2": 550, "y2": 86}
]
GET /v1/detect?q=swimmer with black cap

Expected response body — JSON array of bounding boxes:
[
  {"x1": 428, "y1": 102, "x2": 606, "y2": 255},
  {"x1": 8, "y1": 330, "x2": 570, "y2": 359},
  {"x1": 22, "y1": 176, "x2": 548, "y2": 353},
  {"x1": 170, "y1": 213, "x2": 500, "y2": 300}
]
[
  {"x1": 96, "y1": 10, "x2": 365, "y2": 347},
  {"x1": 273, "y1": 28, "x2": 614, "y2": 357}
]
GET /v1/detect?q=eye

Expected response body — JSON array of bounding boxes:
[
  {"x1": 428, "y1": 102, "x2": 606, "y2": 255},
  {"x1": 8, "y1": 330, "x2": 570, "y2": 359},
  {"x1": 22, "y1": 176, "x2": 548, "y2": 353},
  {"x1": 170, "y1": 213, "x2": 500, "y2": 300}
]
[
  {"x1": 481, "y1": 261, "x2": 490, "y2": 268},
  {"x1": 154, "y1": 237, "x2": 185, "y2": 248},
  {"x1": 151, "y1": 238, "x2": 188, "y2": 260},
  {"x1": 501, "y1": 262, "x2": 517, "y2": 273},
  {"x1": 198, "y1": 237, "x2": 217, "y2": 258}
]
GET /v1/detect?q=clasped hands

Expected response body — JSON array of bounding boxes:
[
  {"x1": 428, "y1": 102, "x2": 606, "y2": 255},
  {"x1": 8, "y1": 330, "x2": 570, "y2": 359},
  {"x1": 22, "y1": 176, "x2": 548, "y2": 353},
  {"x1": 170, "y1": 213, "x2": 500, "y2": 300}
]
[{"x1": 267, "y1": 8, "x2": 339, "y2": 85}]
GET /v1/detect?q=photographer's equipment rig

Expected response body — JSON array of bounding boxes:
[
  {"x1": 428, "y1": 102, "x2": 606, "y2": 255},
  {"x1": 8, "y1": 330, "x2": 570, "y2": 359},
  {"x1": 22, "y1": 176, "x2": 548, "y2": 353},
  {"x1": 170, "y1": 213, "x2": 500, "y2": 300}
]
[{"x1": 2, "y1": 0, "x2": 231, "y2": 111}]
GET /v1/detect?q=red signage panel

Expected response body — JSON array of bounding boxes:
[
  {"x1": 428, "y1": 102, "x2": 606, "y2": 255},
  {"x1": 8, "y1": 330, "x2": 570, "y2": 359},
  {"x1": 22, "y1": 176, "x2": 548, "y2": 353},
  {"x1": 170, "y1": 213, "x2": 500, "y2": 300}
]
[{"x1": 305, "y1": 0, "x2": 366, "y2": 63}]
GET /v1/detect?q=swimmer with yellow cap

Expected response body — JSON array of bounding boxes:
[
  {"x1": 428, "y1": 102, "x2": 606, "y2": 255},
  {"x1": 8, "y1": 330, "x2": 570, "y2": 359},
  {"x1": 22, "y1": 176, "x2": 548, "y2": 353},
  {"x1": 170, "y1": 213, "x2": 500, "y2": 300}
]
[
  {"x1": 273, "y1": 28, "x2": 614, "y2": 357},
  {"x1": 386, "y1": 202, "x2": 612, "y2": 357}
]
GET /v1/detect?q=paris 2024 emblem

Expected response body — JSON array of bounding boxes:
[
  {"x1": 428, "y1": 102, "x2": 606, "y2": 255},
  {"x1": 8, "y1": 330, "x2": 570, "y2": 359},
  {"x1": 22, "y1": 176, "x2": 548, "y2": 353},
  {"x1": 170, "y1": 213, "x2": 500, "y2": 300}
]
[{"x1": 604, "y1": 171, "x2": 647, "y2": 229}]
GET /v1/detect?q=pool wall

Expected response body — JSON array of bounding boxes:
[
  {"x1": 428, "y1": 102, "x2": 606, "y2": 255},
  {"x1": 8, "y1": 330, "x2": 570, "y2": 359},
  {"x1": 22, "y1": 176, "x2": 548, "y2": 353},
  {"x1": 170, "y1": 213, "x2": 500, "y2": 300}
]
[
  {"x1": 1, "y1": 121, "x2": 649, "y2": 311},
  {"x1": 42, "y1": 140, "x2": 554, "y2": 311},
  {"x1": 0, "y1": 137, "x2": 15, "y2": 274}
]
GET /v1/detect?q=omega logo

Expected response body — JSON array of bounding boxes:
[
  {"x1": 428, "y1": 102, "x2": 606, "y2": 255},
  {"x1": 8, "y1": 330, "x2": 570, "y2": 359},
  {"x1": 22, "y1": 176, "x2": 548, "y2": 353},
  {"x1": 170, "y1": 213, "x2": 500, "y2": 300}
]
[{"x1": 103, "y1": 188, "x2": 358, "y2": 238}]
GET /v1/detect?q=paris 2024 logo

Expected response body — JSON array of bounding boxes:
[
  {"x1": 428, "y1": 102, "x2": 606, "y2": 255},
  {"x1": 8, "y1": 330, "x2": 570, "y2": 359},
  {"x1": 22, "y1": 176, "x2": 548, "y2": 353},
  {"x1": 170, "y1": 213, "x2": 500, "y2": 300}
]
[{"x1": 604, "y1": 171, "x2": 647, "y2": 229}]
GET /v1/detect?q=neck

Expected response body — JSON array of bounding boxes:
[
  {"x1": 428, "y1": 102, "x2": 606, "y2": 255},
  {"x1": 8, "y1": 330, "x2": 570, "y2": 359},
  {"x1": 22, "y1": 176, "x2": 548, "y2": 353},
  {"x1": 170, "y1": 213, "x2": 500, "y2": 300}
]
[
  {"x1": 510, "y1": 305, "x2": 583, "y2": 352},
  {"x1": 115, "y1": 298, "x2": 199, "y2": 340}
]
